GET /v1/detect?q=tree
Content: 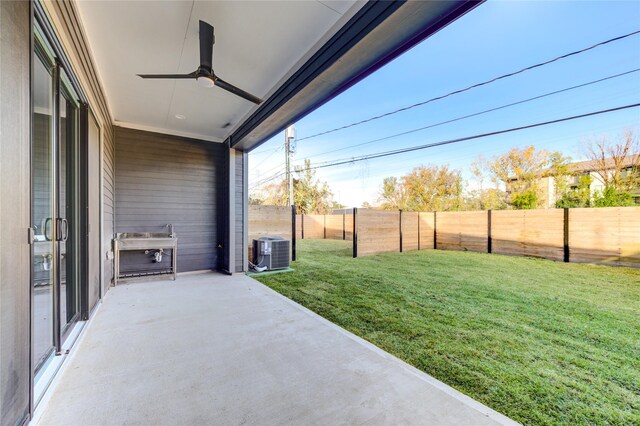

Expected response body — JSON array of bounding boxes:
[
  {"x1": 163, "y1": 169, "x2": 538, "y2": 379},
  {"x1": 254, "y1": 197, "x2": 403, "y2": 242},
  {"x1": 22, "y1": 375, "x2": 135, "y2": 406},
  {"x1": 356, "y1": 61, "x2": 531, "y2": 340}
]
[
  {"x1": 256, "y1": 159, "x2": 339, "y2": 214},
  {"x1": 548, "y1": 151, "x2": 573, "y2": 203},
  {"x1": 379, "y1": 176, "x2": 407, "y2": 210},
  {"x1": 486, "y1": 146, "x2": 570, "y2": 209},
  {"x1": 292, "y1": 159, "x2": 338, "y2": 214},
  {"x1": 261, "y1": 179, "x2": 288, "y2": 206},
  {"x1": 378, "y1": 165, "x2": 463, "y2": 211},
  {"x1": 584, "y1": 130, "x2": 639, "y2": 192},
  {"x1": 404, "y1": 165, "x2": 463, "y2": 211},
  {"x1": 464, "y1": 187, "x2": 507, "y2": 211},
  {"x1": 248, "y1": 193, "x2": 264, "y2": 205},
  {"x1": 469, "y1": 156, "x2": 507, "y2": 210}
]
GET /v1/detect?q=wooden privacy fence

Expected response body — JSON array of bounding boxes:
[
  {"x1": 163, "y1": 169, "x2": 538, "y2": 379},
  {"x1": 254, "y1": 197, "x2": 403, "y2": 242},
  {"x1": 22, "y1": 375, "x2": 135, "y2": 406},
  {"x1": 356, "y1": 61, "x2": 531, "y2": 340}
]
[
  {"x1": 568, "y1": 207, "x2": 639, "y2": 267},
  {"x1": 436, "y1": 211, "x2": 488, "y2": 253},
  {"x1": 296, "y1": 213, "x2": 353, "y2": 241},
  {"x1": 248, "y1": 205, "x2": 296, "y2": 261},
  {"x1": 491, "y1": 210, "x2": 565, "y2": 261},
  {"x1": 297, "y1": 207, "x2": 640, "y2": 267},
  {"x1": 297, "y1": 210, "x2": 432, "y2": 254}
]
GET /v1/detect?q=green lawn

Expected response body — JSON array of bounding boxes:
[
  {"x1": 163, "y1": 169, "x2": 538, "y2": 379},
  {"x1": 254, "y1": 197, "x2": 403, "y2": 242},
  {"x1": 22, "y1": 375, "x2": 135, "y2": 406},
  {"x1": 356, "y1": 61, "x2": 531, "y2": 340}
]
[{"x1": 254, "y1": 239, "x2": 640, "y2": 426}]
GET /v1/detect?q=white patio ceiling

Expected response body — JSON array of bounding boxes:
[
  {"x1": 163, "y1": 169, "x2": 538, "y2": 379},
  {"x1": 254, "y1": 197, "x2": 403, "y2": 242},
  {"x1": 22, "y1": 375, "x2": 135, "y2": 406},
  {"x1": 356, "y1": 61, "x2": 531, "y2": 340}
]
[{"x1": 75, "y1": 0, "x2": 363, "y2": 143}]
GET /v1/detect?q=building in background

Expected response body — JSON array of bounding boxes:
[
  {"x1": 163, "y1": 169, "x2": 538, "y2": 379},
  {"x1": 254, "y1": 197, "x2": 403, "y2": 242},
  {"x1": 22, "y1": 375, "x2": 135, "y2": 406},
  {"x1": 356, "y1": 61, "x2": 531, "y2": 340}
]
[{"x1": 528, "y1": 154, "x2": 640, "y2": 208}]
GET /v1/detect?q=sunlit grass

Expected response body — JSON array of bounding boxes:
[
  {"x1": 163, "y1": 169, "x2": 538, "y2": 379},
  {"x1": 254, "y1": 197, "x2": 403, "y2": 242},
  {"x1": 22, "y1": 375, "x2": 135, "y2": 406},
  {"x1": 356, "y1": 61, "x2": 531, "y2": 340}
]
[{"x1": 255, "y1": 239, "x2": 640, "y2": 425}]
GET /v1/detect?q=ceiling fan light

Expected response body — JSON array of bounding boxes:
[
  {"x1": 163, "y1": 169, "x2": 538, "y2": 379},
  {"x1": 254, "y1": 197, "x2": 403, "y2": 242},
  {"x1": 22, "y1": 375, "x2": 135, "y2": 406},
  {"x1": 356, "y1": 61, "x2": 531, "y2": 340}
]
[{"x1": 197, "y1": 75, "x2": 214, "y2": 88}]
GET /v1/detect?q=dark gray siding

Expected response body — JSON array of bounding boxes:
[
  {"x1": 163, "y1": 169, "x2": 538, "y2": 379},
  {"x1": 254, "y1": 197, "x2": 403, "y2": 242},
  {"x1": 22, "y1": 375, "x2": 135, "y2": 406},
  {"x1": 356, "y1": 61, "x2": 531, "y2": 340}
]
[
  {"x1": 0, "y1": 1, "x2": 31, "y2": 424},
  {"x1": 88, "y1": 113, "x2": 101, "y2": 309},
  {"x1": 115, "y1": 127, "x2": 225, "y2": 273},
  {"x1": 103, "y1": 123, "x2": 115, "y2": 286},
  {"x1": 234, "y1": 151, "x2": 245, "y2": 272}
]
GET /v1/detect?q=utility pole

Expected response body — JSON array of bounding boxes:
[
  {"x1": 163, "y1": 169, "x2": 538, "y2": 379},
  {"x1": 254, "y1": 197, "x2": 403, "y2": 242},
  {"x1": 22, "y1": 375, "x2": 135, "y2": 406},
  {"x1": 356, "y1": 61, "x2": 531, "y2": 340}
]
[{"x1": 285, "y1": 125, "x2": 296, "y2": 206}]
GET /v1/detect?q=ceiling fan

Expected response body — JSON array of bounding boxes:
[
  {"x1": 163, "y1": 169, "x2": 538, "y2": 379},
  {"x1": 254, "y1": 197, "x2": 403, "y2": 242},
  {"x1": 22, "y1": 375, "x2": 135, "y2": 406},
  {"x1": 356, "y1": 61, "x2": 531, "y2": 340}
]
[{"x1": 138, "y1": 20, "x2": 262, "y2": 105}]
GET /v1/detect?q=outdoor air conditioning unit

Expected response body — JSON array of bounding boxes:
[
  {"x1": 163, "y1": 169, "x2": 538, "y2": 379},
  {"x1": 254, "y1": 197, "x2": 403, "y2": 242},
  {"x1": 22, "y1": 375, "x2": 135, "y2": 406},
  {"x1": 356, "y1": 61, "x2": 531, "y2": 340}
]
[{"x1": 252, "y1": 237, "x2": 290, "y2": 271}]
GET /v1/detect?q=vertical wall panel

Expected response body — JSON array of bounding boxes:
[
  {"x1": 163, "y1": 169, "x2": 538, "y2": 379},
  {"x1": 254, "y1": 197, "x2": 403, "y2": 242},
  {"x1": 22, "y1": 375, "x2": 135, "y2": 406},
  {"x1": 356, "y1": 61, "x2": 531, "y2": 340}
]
[
  {"x1": 103, "y1": 129, "x2": 114, "y2": 288},
  {"x1": 115, "y1": 127, "x2": 225, "y2": 274},
  {"x1": 234, "y1": 151, "x2": 245, "y2": 272},
  {"x1": 0, "y1": 1, "x2": 31, "y2": 424},
  {"x1": 88, "y1": 113, "x2": 101, "y2": 308}
]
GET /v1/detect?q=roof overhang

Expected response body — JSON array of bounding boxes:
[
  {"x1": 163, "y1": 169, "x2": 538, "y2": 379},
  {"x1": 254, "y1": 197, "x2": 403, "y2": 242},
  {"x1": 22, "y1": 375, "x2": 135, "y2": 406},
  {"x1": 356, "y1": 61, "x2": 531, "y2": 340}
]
[
  {"x1": 230, "y1": 0, "x2": 484, "y2": 151},
  {"x1": 74, "y1": 0, "x2": 368, "y2": 143}
]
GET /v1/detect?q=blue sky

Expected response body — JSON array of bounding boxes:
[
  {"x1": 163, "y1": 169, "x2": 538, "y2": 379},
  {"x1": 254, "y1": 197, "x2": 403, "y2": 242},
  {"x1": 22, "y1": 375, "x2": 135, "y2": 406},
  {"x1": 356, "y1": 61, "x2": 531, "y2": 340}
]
[{"x1": 249, "y1": 0, "x2": 640, "y2": 207}]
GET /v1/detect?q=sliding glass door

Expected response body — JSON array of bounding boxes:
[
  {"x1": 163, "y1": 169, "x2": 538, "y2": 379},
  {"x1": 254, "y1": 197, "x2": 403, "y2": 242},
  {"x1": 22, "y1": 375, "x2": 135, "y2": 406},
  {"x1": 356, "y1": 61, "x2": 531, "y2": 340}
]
[
  {"x1": 32, "y1": 26, "x2": 82, "y2": 376},
  {"x1": 59, "y1": 73, "x2": 80, "y2": 336},
  {"x1": 32, "y1": 42, "x2": 55, "y2": 373}
]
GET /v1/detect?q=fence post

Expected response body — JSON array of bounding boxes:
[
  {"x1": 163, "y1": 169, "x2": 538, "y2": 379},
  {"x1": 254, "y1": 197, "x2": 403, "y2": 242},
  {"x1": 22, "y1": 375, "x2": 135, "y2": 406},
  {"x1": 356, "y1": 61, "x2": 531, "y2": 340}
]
[
  {"x1": 323, "y1": 215, "x2": 327, "y2": 239},
  {"x1": 417, "y1": 212, "x2": 421, "y2": 250},
  {"x1": 301, "y1": 214, "x2": 304, "y2": 239},
  {"x1": 342, "y1": 213, "x2": 346, "y2": 240},
  {"x1": 433, "y1": 211, "x2": 437, "y2": 250},
  {"x1": 352, "y1": 207, "x2": 357, "y2": 258},
  {"x1": 487, "y1": 209, "x2": 492, "y2": 254},
  {"x1": 564, "y1": 208, "x2": 570, "y2": 262},
  {"x1": 399, "y1": 210, "x2": 403, "y2": 253},
  {"x1": 291, "y1": 205, "x2": 297, "y2": 261}
]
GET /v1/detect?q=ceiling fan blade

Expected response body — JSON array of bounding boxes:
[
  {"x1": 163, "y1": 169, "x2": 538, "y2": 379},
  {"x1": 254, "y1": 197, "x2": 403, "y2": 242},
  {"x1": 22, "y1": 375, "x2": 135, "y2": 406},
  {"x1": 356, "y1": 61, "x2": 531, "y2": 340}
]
[
  {"x1": 215, "y1": 77, "x2": 263, "y2": 104},
  {"x1": 138, "y1": 72, "x2": 196, "y2": 79},
  {"x1": 199, "y1": 20, "x2": 214, "y2": 71}
]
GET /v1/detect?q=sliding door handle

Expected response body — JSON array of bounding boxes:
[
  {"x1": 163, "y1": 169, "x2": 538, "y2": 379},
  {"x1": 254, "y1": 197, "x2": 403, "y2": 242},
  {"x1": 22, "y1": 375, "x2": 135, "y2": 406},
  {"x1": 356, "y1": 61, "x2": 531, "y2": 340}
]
[
  {"x1": 61, "y1": 218, "x2": 69, "y2": 242},
  {"x1": 44, "y1": 217, "x2": 53, "y2": 241},
  {"x1": 55, "y1": 218, "x2": 62, "y2": 241},
  {"x1": 53, "y1": 218, "x2": 68, "y2": 241}
]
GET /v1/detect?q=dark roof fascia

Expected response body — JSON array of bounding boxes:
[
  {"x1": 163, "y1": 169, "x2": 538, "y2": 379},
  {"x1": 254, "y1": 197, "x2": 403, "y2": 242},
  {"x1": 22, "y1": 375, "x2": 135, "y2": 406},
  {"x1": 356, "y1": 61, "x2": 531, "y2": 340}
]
[{"x1": 229, "y1": 0, "x2": 484, "y2": 152}]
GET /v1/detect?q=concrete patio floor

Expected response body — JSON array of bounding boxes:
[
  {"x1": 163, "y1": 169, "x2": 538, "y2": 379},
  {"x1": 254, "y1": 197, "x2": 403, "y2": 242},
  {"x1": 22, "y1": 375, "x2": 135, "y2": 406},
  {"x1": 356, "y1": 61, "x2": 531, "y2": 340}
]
[{"x1": 36, "y1": 272, "x2": 517, "y2": 426}]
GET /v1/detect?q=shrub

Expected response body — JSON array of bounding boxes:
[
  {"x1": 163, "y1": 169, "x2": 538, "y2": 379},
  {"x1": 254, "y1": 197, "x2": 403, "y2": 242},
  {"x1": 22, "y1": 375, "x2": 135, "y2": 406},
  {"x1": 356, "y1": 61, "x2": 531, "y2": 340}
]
[
  {"x1": 556, "y1": 190, "x2": 591, "y2": 208},
  {"x1": 593, "y1": 187, "x2": 635, "y2": 207},
  {"x1": 511, "y1": 190, "x2": 538, "y2": 209}
]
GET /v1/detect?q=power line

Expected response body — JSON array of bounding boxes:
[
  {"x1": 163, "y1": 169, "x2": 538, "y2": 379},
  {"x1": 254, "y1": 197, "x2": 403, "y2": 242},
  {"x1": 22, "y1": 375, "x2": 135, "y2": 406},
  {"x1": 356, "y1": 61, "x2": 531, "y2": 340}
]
[
  {"x1": 250, "y1": 170, "x2": 283, "y2": 190},
  {"x1": 259, "y1": 159, "x2": 286, "y2": 177},
  {"x1": 309, "y1": 120, "x2": 638, "y2": 186},
  {"x1": 308, "y1": 103, "x2": 640, "y2": 169},
  {"x1": 251, "y1": 103, "x2": 640, "y2": 187},
  {"x1": 253, "y1": 145, "x2": 282, "y2": 169},
  {"x1": 254, "y1": 105, "x2": 639, "y2": 189},
  {"x1": 250, "y1": 159, "x2": 289, "y2": 188},
  {"x1": 303, "y1": 69, "x2": 640, "y2": 162},
  {"x1": 250, "y1": 146, "x2": 281, "y2": 155},
  {"x1": 296, "y1": 30, "x2": 640, "y2": 142},
  {"x1": 250, "y1": 164, "x2": 291, "y2": 190}
]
